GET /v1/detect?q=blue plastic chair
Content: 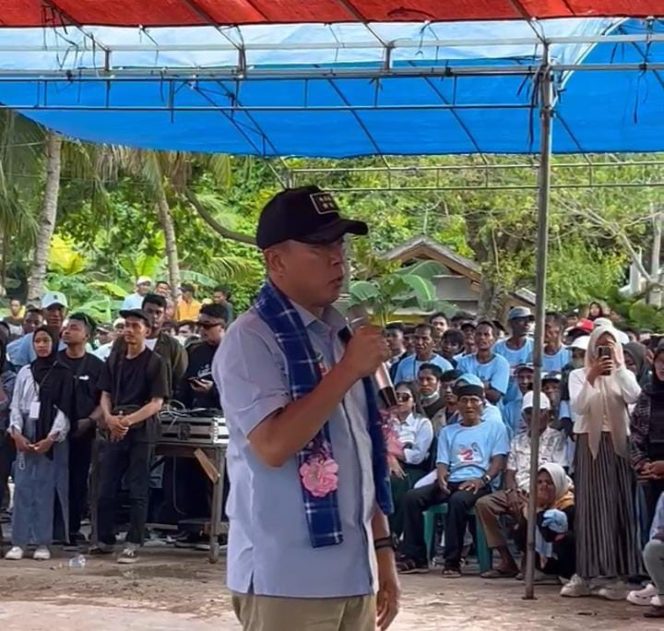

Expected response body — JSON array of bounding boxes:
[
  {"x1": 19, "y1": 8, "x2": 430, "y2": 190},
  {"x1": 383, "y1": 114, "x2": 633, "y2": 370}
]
[{"x1": 423, "y1": 503, "x2": 493, "y2": 573}]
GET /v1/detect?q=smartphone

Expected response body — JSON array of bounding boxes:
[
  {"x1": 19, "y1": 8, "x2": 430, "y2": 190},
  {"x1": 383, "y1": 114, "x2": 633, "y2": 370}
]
[
  {"x1": 597, "y1": 345, "x2": 612, "y2": 375},
  {"x1": 597, "y1": 346, "x2": 611, "y2": 359}
]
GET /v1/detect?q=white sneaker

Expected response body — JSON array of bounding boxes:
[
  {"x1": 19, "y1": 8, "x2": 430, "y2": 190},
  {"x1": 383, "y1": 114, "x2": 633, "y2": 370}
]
[
  {"x1": 33, "y1": 546, "x2": 51, "y2": 561},
  {"x1": 652, "y1": 595, "x2": 664, "y2": 607},
  {"x1": 4, "y1": 546, "x2": 24, "y2": 561},
  {"x1": 117, "y1": 543, "x2": 139, "y2": 564},
  {"x1": 560, "y1": 574, "x2": 591, "y2": 597},
  {"x1": 596, "y1": 580, "x2": 630, "y2": 601},
  {"x1": 628, "y1": 583, "x2": 658, "y2": 606}
]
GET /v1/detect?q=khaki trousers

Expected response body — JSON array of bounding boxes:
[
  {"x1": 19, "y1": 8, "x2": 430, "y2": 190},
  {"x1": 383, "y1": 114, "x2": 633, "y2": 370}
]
[
  {"x1": 475, "y1": 490, "x2": 526, "y2": 549},
  {"x1": 231, "y1": 592, "x2": 376, "y2": 631}
]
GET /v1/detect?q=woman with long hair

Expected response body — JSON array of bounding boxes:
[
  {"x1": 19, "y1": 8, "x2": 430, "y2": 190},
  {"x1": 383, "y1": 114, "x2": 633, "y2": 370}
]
[
  {"x1": 4, "y1": 326, "x2": 72, "y2": 561},
  {"x1": 565, "y1": 325, "x2": 641, "y2": 599},
  {"x1": 389, "y1": 381, "x2": 433, "y2": 537}
]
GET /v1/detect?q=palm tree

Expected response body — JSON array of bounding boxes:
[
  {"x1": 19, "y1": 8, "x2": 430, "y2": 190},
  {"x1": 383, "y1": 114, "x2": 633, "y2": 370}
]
[
  {"x1": 27, "y1": 131, "x2": 62, "y2": 302},
  {"x1": 0, "y1": 111, "x2": 43, "y2": 298}
]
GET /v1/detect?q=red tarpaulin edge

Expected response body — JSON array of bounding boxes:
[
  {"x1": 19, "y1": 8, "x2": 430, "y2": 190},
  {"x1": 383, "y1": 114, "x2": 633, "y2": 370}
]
[{"x1": 0, "y1": 0, "x2": 661, "y2": 28}]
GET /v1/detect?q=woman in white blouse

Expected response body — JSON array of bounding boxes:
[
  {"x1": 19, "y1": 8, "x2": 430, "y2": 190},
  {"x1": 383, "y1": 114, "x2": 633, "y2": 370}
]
[
  {"x1": 5, "y1": 327, "x2": 71, "y2": 562},
  {"x1": 564, "y1": 325, "x2": 641, "y2": 599},
  {"x1": 389, "y1": 381, "x2": 434, "y2": 537}
]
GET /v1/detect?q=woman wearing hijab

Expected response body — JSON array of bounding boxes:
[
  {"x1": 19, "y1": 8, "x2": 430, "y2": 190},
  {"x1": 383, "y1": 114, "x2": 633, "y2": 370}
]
[
  {"x1": 514, "y1": 463, "x2": 575, "y2": 580},
  {"x1": 623, "y1": 341, "x2": 650, "y2": 388},
  {"x1": 5, "y1": 326, "x2": 72, "y2": 561},
  {"x1": 631, "y1": 343, "x2": 664, "y2": 549},
  {"x1": 565, "y1": 325, "x2": 641, "y2": 599}
]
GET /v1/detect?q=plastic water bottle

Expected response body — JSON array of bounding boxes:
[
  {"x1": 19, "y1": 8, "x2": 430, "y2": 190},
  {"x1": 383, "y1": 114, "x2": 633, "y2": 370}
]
[{"x1": 68, "y1": 554, "x2": 86, "y2": 569}]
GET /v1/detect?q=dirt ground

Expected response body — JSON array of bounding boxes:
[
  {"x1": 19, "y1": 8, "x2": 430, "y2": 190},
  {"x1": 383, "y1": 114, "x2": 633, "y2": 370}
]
[{"x1": 0, "y1": 547, "x2": 659, "y2": 630}]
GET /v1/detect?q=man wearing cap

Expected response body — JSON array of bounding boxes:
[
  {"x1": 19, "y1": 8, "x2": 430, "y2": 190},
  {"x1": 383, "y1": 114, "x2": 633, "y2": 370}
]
[
  {"x1": 456, "y1": 320, "x2": 510, "y2": 405},
  {"x1": 59, "y1": 313, "x2": 105, "y2": 546},
  {"x1": 475, "y1": 391, "x2": 567, "y2": 579},
  {"x1": 94, "y1": 308, "x2": 169, "y2": 564},
  {"x1": 95, "y1": 318, "x2": 124, "y2": 362},
  {"x1": 214, "y1": 186, "x2": 399, "y2": 631},
  {"x1": 122, "y1": 277, "x2": 152, "y2": 311},
  {"x1": 494, "y1": 306, "x2": 535, "y2": 403},
  {"x1": 397, "y1": 379, "x2": 509, "y2": 576},
  {"x1": 9, "y1": 292, "x2": 68, "y2": 368},
  {"x1": 176, "y1": 283, "x2": 202, "y2": 322}
]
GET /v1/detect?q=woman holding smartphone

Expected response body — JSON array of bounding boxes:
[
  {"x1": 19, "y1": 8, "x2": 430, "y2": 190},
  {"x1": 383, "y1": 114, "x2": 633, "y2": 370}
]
[{"x1": 565, "y1": 325, "x2": 641, "y2": 599}]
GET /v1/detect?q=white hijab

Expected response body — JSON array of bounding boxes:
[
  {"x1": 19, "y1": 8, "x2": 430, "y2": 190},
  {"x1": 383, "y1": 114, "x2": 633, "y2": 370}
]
[{"x1": 583, "y1": 326, "x2": 631, "y2": 458}]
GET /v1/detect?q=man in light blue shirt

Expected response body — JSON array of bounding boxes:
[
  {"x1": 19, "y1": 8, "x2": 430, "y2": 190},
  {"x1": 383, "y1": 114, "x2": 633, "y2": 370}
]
[
  {"x1": 394, "y1": 323, "x2": 452, "y2": 384},
  {"x1": 543, "y1": 312, "x2": 571, "y2": 372},
  {"x1": 457, "y1": 320, "x2": 510, "y2": 405},
  {"x1": 9, "y1": 292, "x2": 68, "y2": 367},
  {"x1": 494, "y1": 306, "x2": 534, "y2": 403},
  {"x1": 396, "y1": 380, "x2": 509, "y2": 576},
  {"x1": 121, "y1": 276, "x2": 152, "y2": 310},
  {"x1": 214, "y1": 187, "x2": 399, "y2": 631}
]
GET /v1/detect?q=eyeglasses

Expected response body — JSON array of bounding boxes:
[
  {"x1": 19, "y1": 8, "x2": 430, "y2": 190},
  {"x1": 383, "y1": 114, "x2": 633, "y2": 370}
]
[
  {"x1": 197, "y1": 321, "x2": 223, "y2": 330},
  {"x1": 397, "y1": 393, "x2": 413, "y2": 403}
]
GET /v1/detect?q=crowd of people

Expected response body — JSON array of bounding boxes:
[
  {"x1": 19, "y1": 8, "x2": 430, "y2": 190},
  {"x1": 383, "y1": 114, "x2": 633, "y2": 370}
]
[
  {"x1": 0, "y1": 185, "x2": 648, "y2": 631},
  {"x1": 382, "y1": 305, "x2": 663, "y2": 618},
  {"x1": 0, "y1": 280, "x2": 232, "y2": 564}
]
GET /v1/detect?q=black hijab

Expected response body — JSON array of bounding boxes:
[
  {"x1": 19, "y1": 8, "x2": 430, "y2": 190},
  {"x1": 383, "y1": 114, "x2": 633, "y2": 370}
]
[
  {"x1": 649, "y1": 344, "x2": 664, "y2": 399},
  {"x1": 29, "y1": 326, "x2": 72, "y2": 448},
  {"x1": 623, "y1": 342, "x2": 649, "y2": 387}
]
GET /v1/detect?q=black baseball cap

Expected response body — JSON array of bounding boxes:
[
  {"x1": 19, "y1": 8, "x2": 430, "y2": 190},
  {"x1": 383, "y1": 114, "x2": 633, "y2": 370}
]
[
  {"x1": 256, "y1": 186, "x2": 368, "y2": 250},
  {"x1": 119, "y1": 308, "x2": 151, "y2": 326}
]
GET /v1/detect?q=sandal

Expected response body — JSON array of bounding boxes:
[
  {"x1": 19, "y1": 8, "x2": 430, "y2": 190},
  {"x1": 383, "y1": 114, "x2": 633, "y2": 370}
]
[
  {"x1": 397, "y1": 557, "x2": 429, "y2": 574},
  {"x1": 481, "y1": 568, "x2": 519, "y2": 579},
  {"x1": 441, "y1": 566, "x2": 462, "y2": 578}
]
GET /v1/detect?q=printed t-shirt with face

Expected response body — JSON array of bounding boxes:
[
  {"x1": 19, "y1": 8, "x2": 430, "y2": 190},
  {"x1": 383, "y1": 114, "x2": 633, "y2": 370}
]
[
  {"x1": 542, "y1": 346, "x2": 572, "y2": 373},
  {"x1": 98, "y1": 347, "x2": 169, "y2": 439},
  {"x1": 455, "y1": 353, "x2": 510, "y2": 396},
  {"x1": 57, "y1": 350, "x2": 105, "y2": 422},
  {"x1": 180, "y1": 342, "x2": 220, "y2": 409},
  {"x1": 493, "y1": 337, "x2": 534, "y2": 403},
  {"x1": 436, "y1": 417, "x2": 510, "y2": 483}
]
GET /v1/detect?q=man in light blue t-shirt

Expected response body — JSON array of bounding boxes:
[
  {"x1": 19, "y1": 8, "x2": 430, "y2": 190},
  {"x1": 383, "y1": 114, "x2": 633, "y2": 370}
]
[
  {"x1": 394, "y1": 323, "x2": 452, "y2": 384},
  {"x1": 494, "y1": 306, "x2": 534, "y2": 403},
  {"x1": 457, "y1": 320, "x2": 510, "y2": 405},
  {"x1": 396, "y1": 381, "x2": 509, "y2": 576},
  {"x1": 542, "y1": 312, "x2": 571, "y2": 373}
]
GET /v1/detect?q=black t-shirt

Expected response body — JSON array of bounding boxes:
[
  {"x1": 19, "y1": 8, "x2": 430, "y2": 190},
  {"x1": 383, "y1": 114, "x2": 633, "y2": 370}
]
[
  {"x1": 99, "y1": 347, "x2": 169, "y2": 410},
  {"x1": 178, "y1": 341, "x2": 220, "y2": 410},
  {"x1": 57, "y1": 350, "x2": 104, "y2": 422}
]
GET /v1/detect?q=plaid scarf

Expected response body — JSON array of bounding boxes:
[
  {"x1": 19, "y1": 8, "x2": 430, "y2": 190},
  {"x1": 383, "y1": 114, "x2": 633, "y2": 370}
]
[{"x1": 255, "y1": 280, "x2": 393, "y2": 548}]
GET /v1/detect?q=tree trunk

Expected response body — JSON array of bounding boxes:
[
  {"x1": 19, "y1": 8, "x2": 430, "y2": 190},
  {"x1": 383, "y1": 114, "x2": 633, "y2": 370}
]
[
  {"x1": 27, "y1": 132, "x2": 62, "y2": 303},
  {"x1": 155, "y1": 186, "x2": 181, "y2": 302}
]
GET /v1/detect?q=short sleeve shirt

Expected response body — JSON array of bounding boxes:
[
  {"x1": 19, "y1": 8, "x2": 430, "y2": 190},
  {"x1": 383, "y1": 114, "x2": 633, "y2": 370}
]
[
  {"x1": 436, "y1": 417, "x2": 510, "y2": 483},
  {"x1": 213, "y1": 304, "x2": 378, "y2": 599},
  {"x1": 393, "y1": 353, "x2": 453, "y2": 384},
  {"x1": 456, "y1": 353, "x2": 510, "y2": 395}
]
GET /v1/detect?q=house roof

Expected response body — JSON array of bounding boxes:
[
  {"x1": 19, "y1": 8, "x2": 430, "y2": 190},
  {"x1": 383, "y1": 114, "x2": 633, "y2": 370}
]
[
  {"x1": 383, "y1": 235, "x2": 535, "y2": 307},
  {"x1": 384, "y1": 235, "x2": 481, "y2": 281}
]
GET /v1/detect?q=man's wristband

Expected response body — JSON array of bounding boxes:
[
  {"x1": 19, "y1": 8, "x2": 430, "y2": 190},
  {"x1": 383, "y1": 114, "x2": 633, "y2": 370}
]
[
  {"x1": 481, "y1": 473, "x2": 492, "y2": 486},
  {"x1": 374, "y1": 535, "x2": 398, "y2": 551}
]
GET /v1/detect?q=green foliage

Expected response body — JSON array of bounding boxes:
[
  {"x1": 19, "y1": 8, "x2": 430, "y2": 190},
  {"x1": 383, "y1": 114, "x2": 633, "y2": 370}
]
[{"x1": 349, "y1": 261, "x2": 454, "y2": 326}]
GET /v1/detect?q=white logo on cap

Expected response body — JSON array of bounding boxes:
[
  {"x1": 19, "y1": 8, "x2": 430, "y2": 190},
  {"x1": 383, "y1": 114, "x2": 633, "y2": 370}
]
[{"x1": 310, "y1": 192, "x2": 339, "y2": 215}]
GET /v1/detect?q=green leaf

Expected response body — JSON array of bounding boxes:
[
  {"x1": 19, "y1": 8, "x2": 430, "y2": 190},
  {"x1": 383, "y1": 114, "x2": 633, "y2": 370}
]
[{"x1": 349, "y1": 280, "x2": 380, "y2": 304}]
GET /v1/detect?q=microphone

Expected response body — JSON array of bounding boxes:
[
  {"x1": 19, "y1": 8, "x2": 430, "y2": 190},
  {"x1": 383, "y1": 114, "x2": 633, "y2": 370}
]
[{"x1": 346, "y1": 305, "x2": 399, "y2": 409}]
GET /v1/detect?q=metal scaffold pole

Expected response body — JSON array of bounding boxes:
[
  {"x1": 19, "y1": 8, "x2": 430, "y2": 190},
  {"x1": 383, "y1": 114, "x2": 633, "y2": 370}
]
[{"x1": 524, "y1": 45, "x2": 554, "y2": 600}]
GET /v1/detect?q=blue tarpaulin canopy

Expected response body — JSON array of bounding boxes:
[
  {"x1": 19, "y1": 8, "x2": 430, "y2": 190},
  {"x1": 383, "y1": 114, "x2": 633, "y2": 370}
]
[{"x1": 0, "y1": 17, "x2": 662, "y2": 157}]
